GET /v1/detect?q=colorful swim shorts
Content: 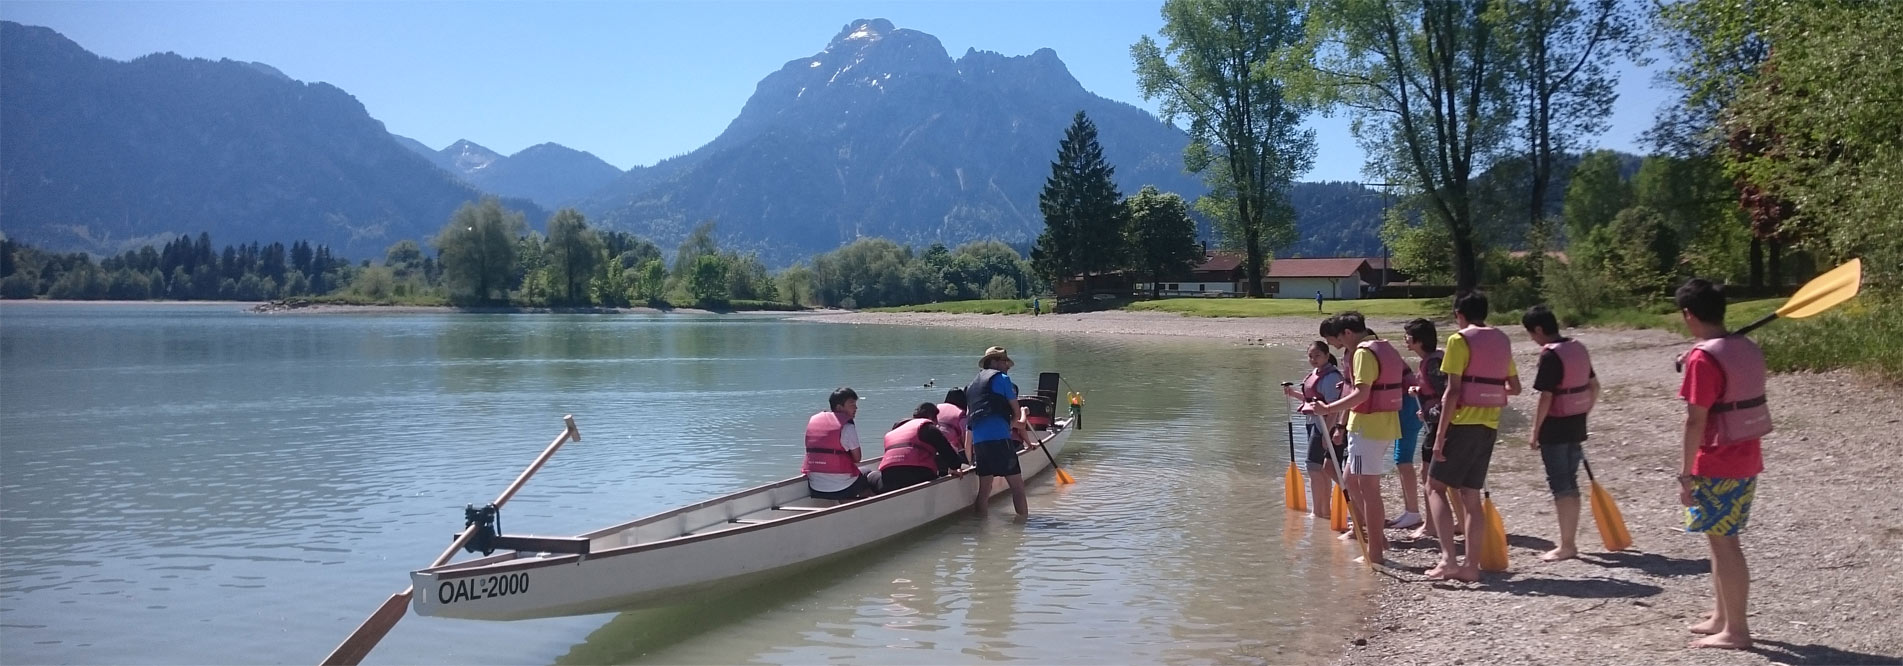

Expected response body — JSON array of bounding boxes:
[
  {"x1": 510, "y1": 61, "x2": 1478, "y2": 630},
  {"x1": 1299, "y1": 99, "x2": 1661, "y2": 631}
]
[{"x1": 1684, "y1": 476, "x2": 1756, "y2": 536}]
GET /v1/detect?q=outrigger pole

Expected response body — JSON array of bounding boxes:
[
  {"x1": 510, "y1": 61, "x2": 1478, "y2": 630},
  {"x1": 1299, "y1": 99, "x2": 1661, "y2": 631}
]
[{"x1": 320, "y1": 415, "x2": 582, "y2": 666}]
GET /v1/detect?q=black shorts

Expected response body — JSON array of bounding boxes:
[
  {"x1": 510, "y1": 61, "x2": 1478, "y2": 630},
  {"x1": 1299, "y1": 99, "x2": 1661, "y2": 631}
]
[
  {"x1": 973, "y1": 439, "x2": 1022, "y2": 477},
  {"x1": 1419, "y1": 421, "x2": 1441, "y2": 465},
  {"x1": 1428, "y1": 424, "x2": 1497, "y2": 490},
  {"x1": 1304, "y1": 423, "x2": 1345, "y2": 466},
  {"x1": 808, "y1": 473, "x2": 870, "y2": 500},
  {"x1": 873, "y1": 465, "x2": 938, "y2": 493}
]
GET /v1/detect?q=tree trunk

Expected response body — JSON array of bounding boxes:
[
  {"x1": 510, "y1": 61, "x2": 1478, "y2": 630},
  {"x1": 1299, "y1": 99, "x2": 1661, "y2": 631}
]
[
  {"x1": 1452, "y1": 228, "x2": 1479, "y2": 293},
  {"x1": 1768, "y1": 237, "x2": 1783, "y2": 288},
  {"x1": 1748, "y1": 236, "x2": 1764, "y2": 289},
  {"x1": 1244, "y1": 228, "x2": 1265, "y2": 298}
]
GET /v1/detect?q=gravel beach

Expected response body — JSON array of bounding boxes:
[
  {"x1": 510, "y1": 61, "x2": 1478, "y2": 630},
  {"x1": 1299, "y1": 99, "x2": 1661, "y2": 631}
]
[{"x1": 805, "y1": 309, "x2": 1903, "y2": 666}]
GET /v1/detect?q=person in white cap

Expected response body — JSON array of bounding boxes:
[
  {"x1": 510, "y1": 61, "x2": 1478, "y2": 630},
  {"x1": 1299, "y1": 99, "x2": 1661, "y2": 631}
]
[{"x1": 965, "y1": 346, "x2": 1033, "y2": 518}]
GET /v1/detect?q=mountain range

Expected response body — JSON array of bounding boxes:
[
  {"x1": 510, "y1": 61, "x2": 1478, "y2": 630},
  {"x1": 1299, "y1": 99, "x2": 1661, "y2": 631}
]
[{"x1": 1, "y1": 18, "x2": 1398, "y2": 265}]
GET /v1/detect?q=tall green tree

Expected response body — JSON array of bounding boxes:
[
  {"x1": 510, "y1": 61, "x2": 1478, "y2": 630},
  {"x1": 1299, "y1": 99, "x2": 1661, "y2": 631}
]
[
  {"x1": 544, "y1": 209, "x2": 602, "y2": 305},
  {"x1": 383, "y1": 240, "x2": 425, "y2": 279},
  {"x1": 1493, "y1": 0, "x2": 1639, "y2": 234},
  {"x1": 687, "y1": 254, "x2": 730, "y2": 306},
  {"x1": 1560, "y1": 150, "x2": 1633, "y2": 241},
  {"x1": 1031, "y1": 111, "x2": 1127, "y2": 291},
  {"x1": 1133, "y1": 0, "x2": 1313, "y2": 297},
  {"x1": 1124, "y1": 186, "x2": 1205, "y2": 299},
  {"x1": 434, "y1": 199, "x2": 525, "y2": 305},
  {"x1": 1308, "y1": 0, "x2": 1513, "y2": 292}
]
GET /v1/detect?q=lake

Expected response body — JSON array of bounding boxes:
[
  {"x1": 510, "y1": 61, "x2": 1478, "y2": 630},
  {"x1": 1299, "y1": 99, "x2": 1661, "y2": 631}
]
[{"x1": 0, "y1": 302, "x2": 1373, "y2": 664}]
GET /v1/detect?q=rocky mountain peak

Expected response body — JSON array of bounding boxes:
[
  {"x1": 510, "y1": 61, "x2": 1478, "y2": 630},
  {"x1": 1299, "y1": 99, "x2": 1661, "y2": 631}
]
[{"x1": 443, "y1": 139, "x2": 500, "y2": 173}]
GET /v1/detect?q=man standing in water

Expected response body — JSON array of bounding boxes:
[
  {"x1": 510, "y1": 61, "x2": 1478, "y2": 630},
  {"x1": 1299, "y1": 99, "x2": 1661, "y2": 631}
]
[
  {"x1": 1426, "y1": 292, "x2": 1520, "y2": 581},
  {"x1": 967, "y1": 346, "x2": 1033, "y2": 518}
]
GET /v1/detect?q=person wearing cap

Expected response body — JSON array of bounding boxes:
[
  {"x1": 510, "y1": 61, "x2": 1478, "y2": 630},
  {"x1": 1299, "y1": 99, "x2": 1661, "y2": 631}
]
[
  {"x1": 966, "y1": 346, "x2": 1034, "y2": 518},
  {"x1": 802, "y1": 387, "x2": 870, "y2": 501}
]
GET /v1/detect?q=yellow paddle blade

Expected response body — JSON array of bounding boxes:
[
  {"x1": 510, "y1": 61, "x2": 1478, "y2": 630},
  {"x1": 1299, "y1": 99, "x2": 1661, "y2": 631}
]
[
  {"x1": 1055, "y1": 467, "x2": 1077, "y2": 485},
  {"x1": 1284, "y1": 462, "x2": 1306, "y2": 511},
  {"x1": 1777, "y1": 258, "x2": 1862, "y2": 319},
  {"x1": 1479, "y1": 496, "x2": 1510, "y2": 572},
  {"x1": 1330, "y1": 487, "x2": 1349, "y2": 532},
  {"x1": 1589, "y1": 481, "x2": 1634, "y2": 552}
]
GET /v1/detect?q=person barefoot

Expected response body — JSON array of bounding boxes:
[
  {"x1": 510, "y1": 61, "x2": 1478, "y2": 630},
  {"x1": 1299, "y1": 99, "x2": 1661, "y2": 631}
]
[
  {"x1": 1402, "y1": 318, "x2": 1447, "y2": 542},
  {"x1": 1284, "y1": 342, "x2": 1344, "y2": 522},
  {"x1": 1305, "y1": 312, "x2": 1405, "y2": 567},
  {"x1": 1523, "y1": 305, "x2": 1600, "y2": 563},
  {"x1": 1425, "y1": 291, "x2": 1519, "y2": 581},
  {"x1": 1673, "y1": 279, "x2": 1768, "y2": 651}
]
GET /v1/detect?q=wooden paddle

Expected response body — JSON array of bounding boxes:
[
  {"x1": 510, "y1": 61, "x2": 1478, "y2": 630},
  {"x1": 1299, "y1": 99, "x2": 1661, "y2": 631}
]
[
  {"x1": 1581, "y1": 454, "x2": 1633, "y2": 552},
  {"x1": 321, "y1": 415, "x2": 581, "y2": 666},
  {"x1": 1734, "y1": 258, "x2": 1863, "y2": 337},
  {"x1": 1033, "y1": 428, "x2": 1076, "y2": 484}
]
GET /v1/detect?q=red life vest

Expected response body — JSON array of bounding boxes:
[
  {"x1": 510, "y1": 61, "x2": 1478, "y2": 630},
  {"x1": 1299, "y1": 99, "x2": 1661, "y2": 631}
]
[
  {"x1": 802, "y1": 411, "x2": 858, "y2": 476},
  {"x1": 935, "y1": 403, "x2": 966, "y2": 448},
  {"x1": 1301, "y1": 363, "x2": 1342, "y2": 403},
  {"x1": 1542, "y1": 338, "x2": 1596, "y2": 417},
  {"x1": 1350, "y1": 339, "x2": 1406, "y2": 413},
  {"x1": 1692, "y1": 336, "x2": 1774, "y2": 445},
  {"x1": 880, "y1": 418, "x2": 938, "y2": 470},
  {"x1": 1455, "y1": 325, "x2": 1512, "y2": 408}
]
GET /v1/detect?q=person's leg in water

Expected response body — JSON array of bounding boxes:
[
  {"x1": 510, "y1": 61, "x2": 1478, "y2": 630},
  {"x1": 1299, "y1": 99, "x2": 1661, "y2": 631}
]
[
  {"x1": 1003, "y1": 472, "x2": 1028, "y2": 519},
  {"x1": 973, "y1": 475, "x2": 993, "y2": 516}
]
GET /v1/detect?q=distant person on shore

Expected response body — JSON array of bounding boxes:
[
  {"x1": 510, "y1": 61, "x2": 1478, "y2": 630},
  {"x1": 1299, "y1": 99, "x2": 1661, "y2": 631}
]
[
  {"x1": 803, "y1": 387, "x2": 869, "y2": 501},
  {"x1": 1305, "y1": 311, "x2": 1405, "y2": 564},
  {"x1": 1403, "y1": 318, "x2": 1453, "y2": 541},
  {"x1": 1674, "y1": 279, "x2": 1769, "y2": 650},
  {"x1": 1426, "y1": 291, "x2": 1520, "y2": 581},
  {"x1": 1523, "y1": 305, "x2": 1601, "y2": 561},
  {"x1": 1033, "y1": 296, "x2": 1041, "y2": 316},
  {"x1": 967, "y1": 346, "x2": 1034, "y2": 518},
  {"x1": 937, "y1": 388, "x2": 970, "y2": 462},
  {"x1": 869, "y1": 403, "x2": 969, "y2": 494},
  {"x1": 1283, "y1": 340, "x2": 1344, "y2": 520},
  {"x1": 1316, "y1": 290, "x2": 1325, "y2": 312}
]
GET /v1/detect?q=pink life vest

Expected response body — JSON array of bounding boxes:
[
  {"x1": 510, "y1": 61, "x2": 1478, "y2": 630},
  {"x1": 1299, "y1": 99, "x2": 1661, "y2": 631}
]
[
  {"x1": 880, "y1": 418, "x2": 938, "y2": 470},
  {"x1": 1351, "y1": 339, "x2": 1406, "y2": 413},
  {"x1": 802, "y1": 411, "x2": 859, "y2": 476},
  {"x1": 1455, "y1": 325, "x2": 1512, "y2": 408},
  {"x1": 1542, "y1": 338, "x2": 1596, "y2": 417},
  {"x1": 1692, "y1": 336, "x2": 1774, "y2": 445},
  {"x1": 934, "y1": 403, "x2": 966, "y2": 448},
  {"x1": 1301, "y1": 363, "x2": 1342, "y2": 403}
]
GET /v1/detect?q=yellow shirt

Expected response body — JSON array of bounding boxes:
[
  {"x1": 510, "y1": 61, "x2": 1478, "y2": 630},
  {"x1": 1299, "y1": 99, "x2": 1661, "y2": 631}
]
[
  {"x1": 1345, "y1": 347, "x2": 1402, "y2": 440},
  {"x1": 1441, "y1": 330, "x2": 1518, "y2": 429}
]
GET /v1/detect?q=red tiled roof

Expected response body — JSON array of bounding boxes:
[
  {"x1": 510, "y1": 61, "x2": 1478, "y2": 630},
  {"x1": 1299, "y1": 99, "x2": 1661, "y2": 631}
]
[
  {"x1": 1265, "y1": 258, "x2": 1371, "y2": 278},
  {"x1": 1195, "y1": 252, "x2": 1245, "y2": 272}
]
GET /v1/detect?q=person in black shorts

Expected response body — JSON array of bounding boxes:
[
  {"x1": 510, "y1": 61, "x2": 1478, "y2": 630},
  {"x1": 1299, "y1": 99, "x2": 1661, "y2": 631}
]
[
  {"x1": 966, "y1": 346, "x2": 1034, "y2": 518},
  {"x1": 1404, "y1": 318, "x2": 1449, "y2": 540}
]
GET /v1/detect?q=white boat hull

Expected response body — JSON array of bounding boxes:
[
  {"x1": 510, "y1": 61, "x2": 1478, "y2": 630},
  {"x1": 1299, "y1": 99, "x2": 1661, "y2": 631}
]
[{"x1": 410, "y1": 419, "x2": 1074, "y2": 621}]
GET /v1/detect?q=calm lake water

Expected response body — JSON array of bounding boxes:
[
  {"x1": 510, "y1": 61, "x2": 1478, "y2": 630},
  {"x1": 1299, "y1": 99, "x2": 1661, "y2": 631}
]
[{"x1": 0, "y1": 302, "x2": 1375, "y2": 665}]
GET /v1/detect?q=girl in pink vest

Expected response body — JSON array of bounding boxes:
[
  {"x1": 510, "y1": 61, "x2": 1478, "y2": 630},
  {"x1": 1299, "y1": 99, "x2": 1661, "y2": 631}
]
[{"x1": 869, "y1": 403, "x2": 969, "y2": 494}]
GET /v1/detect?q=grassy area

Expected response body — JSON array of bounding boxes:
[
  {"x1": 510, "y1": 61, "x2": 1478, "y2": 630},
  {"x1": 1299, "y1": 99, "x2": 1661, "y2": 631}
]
[
  {"x1": 1123, "y1": 297, "x2": 1448, "y2": 318},
  {"x1": 869, "y1": 299, "x2": 1031, "y2": 314}
]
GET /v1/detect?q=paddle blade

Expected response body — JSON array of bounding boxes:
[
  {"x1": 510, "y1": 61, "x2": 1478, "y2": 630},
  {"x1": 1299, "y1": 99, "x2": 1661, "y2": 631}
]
[
  {"x1": 1055, "y1": 467, "x2": 1077, "y2": 485},
  {"x1": 1479, "y1": 496, "x2": 1510, "y2": 572},
  {"x1": 1329, "y1": 487, "x2": 1349, "y2": 532},
  {"x1": 322, "y1": 590, "x2": 412, "y2": 666},
  {"x1": 1284, "y1": 462, "x2": 1307, "y2": 511},
  {"x1": 1589, "y1": 481, "x2": 1634, "y2": 552},
  {"x1": 1777, "y1": 258, "x2": 1862, "y2": 319}
]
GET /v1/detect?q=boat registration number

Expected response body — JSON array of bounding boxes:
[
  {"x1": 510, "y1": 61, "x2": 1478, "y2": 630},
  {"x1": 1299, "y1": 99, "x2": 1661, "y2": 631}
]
[{"x1": 437, "y1": 572, "x2": 528, "y2": 604}]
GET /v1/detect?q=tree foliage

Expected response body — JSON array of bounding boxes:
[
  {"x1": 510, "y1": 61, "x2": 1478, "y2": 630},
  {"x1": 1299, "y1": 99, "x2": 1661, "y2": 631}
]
[
  {"x1": 1133, "y1": 0, "x2": 1314, "y2": 297},
  {"x1": 434, "y1": 198, "x2": 525, "y2": 305},
  {"x1": 1124, "y1": 186, "x2": 1205, "y2": 299},
  {"x1": 1560, "y1": 149, "x2": 1634, "y2": 240},
  {"x1": 544, "y1": 209, "x2": 602, "y2": 305},
  {"x1": 1031, "y1": 112, "x2": 1127, "y2": 289}
]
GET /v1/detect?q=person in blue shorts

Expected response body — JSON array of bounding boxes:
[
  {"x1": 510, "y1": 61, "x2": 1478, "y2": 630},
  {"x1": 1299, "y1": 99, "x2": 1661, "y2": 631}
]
[{"x1": 1389, "y1": 380, "x2": 1425, "y2": 530}]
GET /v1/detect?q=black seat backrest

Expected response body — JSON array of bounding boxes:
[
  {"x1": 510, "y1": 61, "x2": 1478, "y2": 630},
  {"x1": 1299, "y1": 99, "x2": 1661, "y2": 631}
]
[{"x1": 1037, "y1": 372, "x2": 1060, "y2": 404}]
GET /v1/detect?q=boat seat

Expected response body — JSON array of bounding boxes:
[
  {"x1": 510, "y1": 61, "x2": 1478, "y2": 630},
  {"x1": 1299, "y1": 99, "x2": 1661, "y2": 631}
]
[
  {"x1": 683, "y1": 521, "x2": 750, "y2": 537},
  {"x1": 771, "y1": 504, "x2": 828, "y2": 512}
]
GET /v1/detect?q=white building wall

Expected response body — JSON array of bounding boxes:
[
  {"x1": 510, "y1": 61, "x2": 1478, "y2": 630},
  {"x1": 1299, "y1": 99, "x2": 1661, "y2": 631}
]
[{"x1": 1267, "y1": 277, "x2": 1364, "y2": 300}]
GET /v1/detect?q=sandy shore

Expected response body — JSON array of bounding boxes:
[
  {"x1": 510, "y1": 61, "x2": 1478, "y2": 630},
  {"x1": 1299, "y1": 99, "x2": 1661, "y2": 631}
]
[{"x1": 806, "y1": 310, "x2": 1903, "y2": 666}]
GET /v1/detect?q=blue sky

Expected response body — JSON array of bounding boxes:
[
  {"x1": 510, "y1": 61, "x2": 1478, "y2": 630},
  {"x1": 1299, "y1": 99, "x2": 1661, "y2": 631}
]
[{"x1": 3, "y1": 1, "x2": 1670, "y2": 183}]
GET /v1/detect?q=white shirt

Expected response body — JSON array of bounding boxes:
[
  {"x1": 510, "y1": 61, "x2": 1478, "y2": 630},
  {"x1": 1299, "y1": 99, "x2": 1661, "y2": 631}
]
[{"x1": 806, "y1": 420, "x2": 862, "y2": 492}]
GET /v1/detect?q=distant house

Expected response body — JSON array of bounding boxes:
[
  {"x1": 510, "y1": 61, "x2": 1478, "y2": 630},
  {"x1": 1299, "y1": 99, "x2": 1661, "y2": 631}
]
[
  {"x1": 1134, "y1": 252, "x2": 1246, "y2": 296},
  {"x1": 1262, "y1": 258, "x2": 1374, "y2": 300}
]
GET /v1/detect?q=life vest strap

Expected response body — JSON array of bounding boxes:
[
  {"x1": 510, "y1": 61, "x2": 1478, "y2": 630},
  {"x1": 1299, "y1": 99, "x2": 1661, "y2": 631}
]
[
  {"x1": 1710, "y1": 395, "x2": 1767, "y2": 414},
  {"x1": 806, "y1": 447, "x2": 854, "y2": 457},
  {"x1": 1554, "y1": 384, "x2": 1593, "y2": 395},
  {"x1": 1460, "y1": 375, "x2": 1508, "y2": 385},
  {"x1": 1370, "y1": 382, "x2": 1405, "y2": 390}
]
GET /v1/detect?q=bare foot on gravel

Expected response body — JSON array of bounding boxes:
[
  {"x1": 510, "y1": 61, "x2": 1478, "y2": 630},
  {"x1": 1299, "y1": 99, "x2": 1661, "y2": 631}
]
[
  {"x1": 1443, "y1": 566, "x2": 1480, "y2": 583},
  {"x1": 1689, "y1": 632, "x2": 1752, "y2": 649},
  {"x1": 1687, "y1": 616, "x2": 1722, "y2": 635},
  {"x1": 1538, "y1": 547, "x2": 1577, "y2": 562},
  {"x1": 1340, "y1": 530, "x2": 1358, "y2": 541}
]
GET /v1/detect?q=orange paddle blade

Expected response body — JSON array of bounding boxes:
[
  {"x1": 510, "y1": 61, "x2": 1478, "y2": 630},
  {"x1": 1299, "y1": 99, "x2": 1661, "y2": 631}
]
[
  {"x1": 1589, "y1": 480, "x2": 1634, "y2": 552},
  {"x1": 1055, "y1": 467, "x2": 1077, "y2": 485},
  {"x1": 1284, "y1": 461, "x2": 1306, "y2": 511},
  {"x1": 1329, "y1": 487, "x2": 1349, "y2": 532},
  {"x1": 1479, "y1": 495, "x2": 1510, "y2": 572}
]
